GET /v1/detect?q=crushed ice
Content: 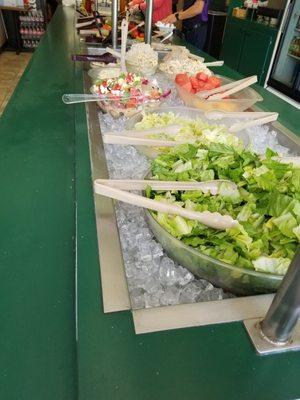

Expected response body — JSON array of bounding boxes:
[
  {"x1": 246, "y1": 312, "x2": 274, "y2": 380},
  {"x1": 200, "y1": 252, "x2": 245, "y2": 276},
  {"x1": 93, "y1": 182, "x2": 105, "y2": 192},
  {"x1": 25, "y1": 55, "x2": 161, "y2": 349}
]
[{"x1": 97, "y1": 94, "x2": 293, "y2": 310}]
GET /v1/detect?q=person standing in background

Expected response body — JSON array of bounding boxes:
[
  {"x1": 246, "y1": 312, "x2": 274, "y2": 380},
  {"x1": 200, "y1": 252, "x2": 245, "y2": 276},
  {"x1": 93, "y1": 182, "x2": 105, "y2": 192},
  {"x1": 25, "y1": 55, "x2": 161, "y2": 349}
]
[
  {"x1": 128, "y1": 0, "x2": 172, "y2": 24},
  {"x1": 162, "y1": 0, "x2": 209, "y2": 50}
]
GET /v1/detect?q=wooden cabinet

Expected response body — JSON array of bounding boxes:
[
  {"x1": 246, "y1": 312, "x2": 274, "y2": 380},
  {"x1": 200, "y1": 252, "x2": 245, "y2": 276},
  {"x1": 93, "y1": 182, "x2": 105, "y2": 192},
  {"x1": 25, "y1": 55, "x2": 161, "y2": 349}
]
[{"x1": 220, "y1": 16, "x2": 278, "y2": 85}]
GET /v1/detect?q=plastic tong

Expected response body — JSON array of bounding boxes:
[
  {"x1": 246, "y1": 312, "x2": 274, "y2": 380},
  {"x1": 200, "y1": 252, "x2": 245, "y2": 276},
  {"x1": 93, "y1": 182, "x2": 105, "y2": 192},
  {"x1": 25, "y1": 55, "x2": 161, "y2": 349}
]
[
  {"x1": 197, "y1": 75, "x2": 258, "y2": 100},
  {"x1": 102, "y1": 111, "x2": 278, "y2": 146},
  {"x1": 93, "y1": 179, "x2": 238, "y2": 230}
]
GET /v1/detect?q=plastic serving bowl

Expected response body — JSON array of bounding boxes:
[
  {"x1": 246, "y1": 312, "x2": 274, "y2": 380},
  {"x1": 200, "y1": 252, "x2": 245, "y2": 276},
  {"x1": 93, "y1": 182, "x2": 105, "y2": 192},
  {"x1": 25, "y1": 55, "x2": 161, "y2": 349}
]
[
  {"x1": 90, "y1": 85, "x2": 170, "y2": 119},
  {"x1": 126, "y1": 106, "x2": 250, "y2": 159},
  {"x1": 176, "y1": 75, "x2": 263, "y2": 112}
]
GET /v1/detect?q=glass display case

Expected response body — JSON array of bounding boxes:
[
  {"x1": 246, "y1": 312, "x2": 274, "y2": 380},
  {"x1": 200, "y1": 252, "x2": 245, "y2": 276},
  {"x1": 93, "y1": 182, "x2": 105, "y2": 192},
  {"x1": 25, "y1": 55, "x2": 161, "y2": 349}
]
[{"x1": 268, "y1": 0, "x2": 300, "y2": 101}]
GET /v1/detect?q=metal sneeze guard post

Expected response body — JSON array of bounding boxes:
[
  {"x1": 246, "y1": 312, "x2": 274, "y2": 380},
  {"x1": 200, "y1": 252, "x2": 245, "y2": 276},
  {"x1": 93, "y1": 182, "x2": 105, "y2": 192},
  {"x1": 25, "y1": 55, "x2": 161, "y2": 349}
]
[
  {"x1": 244, "y1": 247, "x2": 300, "y2": 355},
  {"x1": 111, "y1": 0, "x2": 118, "y2": 49},
  {"x1": 144, "y1": 0, "x2": 153, "y2": 44}
]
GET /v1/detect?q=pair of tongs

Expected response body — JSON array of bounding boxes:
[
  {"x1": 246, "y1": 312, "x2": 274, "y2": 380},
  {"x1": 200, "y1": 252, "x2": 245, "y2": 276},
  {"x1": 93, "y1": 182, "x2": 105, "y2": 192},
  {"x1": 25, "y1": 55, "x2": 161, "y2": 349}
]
[
  {"x1": 93, "y1": 179, "x2": 238, "y2": 230},
  {"x1": 187, "y1": 53, "x2": 224, "y2": 68},
  {"x1": 120, "y1": 19, "x2": 128, "y2": 72},
  {"x1": 93, "y1": 11, "x2": 104, "y2": 39},
  {"x1": 128, "y1": 21, "x2": 145, "y2": 35},
  {"x1": 102, "y1": 111, "x2": 278, "y2": 146},
  {"x1": 76, "y1": 19, "x2": 95, "y2": 29},
  {"x1": 62, "y1": 93, "x2": 147, "y2": 104},
  {"x1": 197, "y1": 75, "x2": 257, "y2": 100}
]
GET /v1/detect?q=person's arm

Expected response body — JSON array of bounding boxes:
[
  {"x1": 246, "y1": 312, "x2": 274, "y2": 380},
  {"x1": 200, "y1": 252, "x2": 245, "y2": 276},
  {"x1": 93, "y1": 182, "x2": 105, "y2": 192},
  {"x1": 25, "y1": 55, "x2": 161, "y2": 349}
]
[
  {"x1": 128, "y1": 0, "x2": 143, "y2": 12},
  {"x1": 162, "y1": 0, "x2": 204, "y2": 24},
  {"x1": 139, "y1": 0, "x2": 165, "y2": 12},
  {"x1": 128, "y1": 0, "x2": 143, "y2": 6}
]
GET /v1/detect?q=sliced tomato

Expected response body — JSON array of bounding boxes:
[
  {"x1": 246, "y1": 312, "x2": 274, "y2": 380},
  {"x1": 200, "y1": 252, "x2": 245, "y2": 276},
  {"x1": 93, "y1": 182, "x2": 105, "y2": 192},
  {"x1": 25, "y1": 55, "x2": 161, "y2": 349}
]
[
  {"x1": 175, "y1": 73, "x2": 189, "y2": 86},
  {"x1": 190, "y1": 76, "x2": 200, "y2": 90},
  {"x1": 202, "y1": 82, "x2": 214, "y2": 91},
  {"x1": 102, "y1": 24, "x2": 111, "y2": 31},
  {"x1": 208, "y1": 76, "x2": 221, "y2": 88},
  {"x1": 196, "y1": 72, "x2": 209, "y2": 82},
  {"x1": 196, "y1": 80, "x2": 205, "y2": 90},
  {"x1": 127, "y1": 97, "x2": 138, "y2": 107},
  {"x1": 180, "y1": 81, "x2": 193, "y2": 93}
]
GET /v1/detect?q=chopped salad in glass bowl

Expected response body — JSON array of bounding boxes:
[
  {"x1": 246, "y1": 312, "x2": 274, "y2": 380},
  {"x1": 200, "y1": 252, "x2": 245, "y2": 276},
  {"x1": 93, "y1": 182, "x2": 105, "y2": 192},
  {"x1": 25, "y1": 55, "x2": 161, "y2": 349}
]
[
  {"x1": 145, "y1": 142, "x2": 300, "y2": 294},
  {"x1": 126, "y1": 107, "x2": 247, "y2": 158},
  {"x1": 90, "y1": 72, "x2": 171, "y2": 118}
]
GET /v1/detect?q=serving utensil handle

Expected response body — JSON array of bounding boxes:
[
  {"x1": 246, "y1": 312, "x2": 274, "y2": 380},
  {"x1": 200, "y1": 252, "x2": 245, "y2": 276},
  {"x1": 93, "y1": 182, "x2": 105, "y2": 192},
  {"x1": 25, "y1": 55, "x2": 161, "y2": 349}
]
[
  {"x1": 204, "y1": 61, "x2": 224, "y2": 67},
  {"x1": 102, "y1": 134, "x2": 186, "y2": 146},
  {"x1": 229, "y1": 113, "x2": 278, "y2": 133},
  {"x1": 196, "y1": 75, "x2": 256, "y2": 99},
  {"x1": 205, "y1": 111, "x2": 276, "y2": 120},
  {"x1": 62, "y1": 94, "x2": 101, "y2": 104},
  {"x1": 93, "y1": 181, "x2": 237, "y2": 230},
  {"x1": 104, "y1": 124, "x2": 182, "y2": 138},
  {"x1": 94, "y1": 178, "x2": 237, "y2": 192},
  {"x1": 209, "y1": 75, "x2": 257, "y2": 100}
]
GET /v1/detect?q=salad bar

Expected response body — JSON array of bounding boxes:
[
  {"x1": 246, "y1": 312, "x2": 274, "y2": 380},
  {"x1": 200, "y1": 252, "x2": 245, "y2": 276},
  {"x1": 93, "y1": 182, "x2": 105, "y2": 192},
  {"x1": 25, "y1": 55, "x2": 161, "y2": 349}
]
[
  {"x1": 74, "y1": 9, "x2": 300, "y2": 320},
  {"x1": 2, "y1": 6, "x2": 300, "y2": 400}
]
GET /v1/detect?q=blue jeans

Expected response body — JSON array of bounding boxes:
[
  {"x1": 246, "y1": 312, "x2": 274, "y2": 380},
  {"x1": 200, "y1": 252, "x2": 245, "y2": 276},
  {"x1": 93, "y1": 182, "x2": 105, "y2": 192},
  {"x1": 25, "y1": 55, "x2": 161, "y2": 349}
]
[{"x1": 183, "y1": 23, "x2": 208, "y2": 50}]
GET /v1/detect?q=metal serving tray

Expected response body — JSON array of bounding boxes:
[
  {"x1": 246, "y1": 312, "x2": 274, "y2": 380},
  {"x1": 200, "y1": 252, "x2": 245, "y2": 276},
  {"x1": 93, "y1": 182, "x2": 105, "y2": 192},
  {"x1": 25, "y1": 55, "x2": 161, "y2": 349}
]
[{"x1": 81, "y1": 60, "x2": 300, "y2": 334}]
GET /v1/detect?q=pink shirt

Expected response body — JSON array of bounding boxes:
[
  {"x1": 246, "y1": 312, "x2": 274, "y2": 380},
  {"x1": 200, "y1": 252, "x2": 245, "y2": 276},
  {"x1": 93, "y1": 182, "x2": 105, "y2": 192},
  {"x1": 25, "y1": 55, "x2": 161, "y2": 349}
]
[{"x1": 132, "y1": 0, "x2": 172, "y2": 24}]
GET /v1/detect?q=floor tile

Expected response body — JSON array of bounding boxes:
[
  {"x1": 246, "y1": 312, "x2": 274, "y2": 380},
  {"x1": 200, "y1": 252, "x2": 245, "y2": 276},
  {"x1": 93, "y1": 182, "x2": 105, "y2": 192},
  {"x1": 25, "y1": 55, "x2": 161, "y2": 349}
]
[{"x1": 0, "y1": 51, "x2": 32, "y2": 116}]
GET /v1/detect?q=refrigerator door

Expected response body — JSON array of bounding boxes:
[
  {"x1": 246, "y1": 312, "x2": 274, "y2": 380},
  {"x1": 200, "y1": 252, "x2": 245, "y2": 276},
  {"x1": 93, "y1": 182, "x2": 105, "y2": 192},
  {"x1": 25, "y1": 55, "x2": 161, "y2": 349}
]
[
  {"x1": 0, "y1": 11, "x2": 7, "y2": 48},
  {"x1": 268, "y1": 0, "x2": 300, "y2": 101}
]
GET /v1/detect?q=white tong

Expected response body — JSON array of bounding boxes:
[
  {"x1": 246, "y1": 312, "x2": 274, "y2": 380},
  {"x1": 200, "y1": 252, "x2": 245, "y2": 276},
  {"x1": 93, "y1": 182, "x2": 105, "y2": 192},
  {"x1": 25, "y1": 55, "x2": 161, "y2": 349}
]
[
  {"x1": 161, "y1": 31, "x2": 174, "y2": 43},
  {"x1": 204, "y1": 60, "x2": 224, "y2": 67},
  {"x1": 104, "y1": 124, "x2": 182, "y2": 137},
  {"x1": 120, "y1": 19, "x2": 128, "y2": 73},
  {"x1": 204, "y1": 110, "x2": 278, "y2": 132},
  {"x1": 103, "y1": 135, "x2": 186, "y2": 146},
  {"x1": 102, "y1": 112, "x2": 278, "y2": 146},
  {"x1": 197, "y1": 75, "x2": 257, "y2": 100},
  {"x1": 76, "y1": 20, "x2": 94, "y2": 29},
  {"x1": 128, "y1": 21, "x2": 145, "y2": 35},
  {"x1": 105, "y1": 47, "x2": 122, "y2": 58},
  {"x1": 93, "y1": 179, "x2": 238, "y2": 230}
]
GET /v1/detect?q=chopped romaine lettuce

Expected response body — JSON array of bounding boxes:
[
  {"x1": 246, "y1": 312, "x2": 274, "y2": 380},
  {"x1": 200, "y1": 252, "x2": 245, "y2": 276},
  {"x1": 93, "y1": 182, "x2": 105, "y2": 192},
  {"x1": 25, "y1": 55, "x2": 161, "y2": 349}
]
[
  {"x1": 149, "y1": 142, "x2": 300, "y2": 276},
  {"x1": 135, "y1": 112, "x2": 243, "y2": 149},
  {"x1": 252, "y1": 257, "x2": 290, "y2": 275}
]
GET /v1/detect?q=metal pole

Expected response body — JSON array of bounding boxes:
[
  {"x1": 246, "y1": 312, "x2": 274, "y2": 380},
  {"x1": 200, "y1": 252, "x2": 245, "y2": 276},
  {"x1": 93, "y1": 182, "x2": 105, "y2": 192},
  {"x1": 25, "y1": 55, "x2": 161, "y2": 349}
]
[
  {"x1": 111, "y1": 0, "x2": 118, "y2": 50},
  {"x1": 144, "y1": 0, "x2": 153, "y2": 44},
  {"x1": 260, "y1": 247, "x2": 300, "y2": 344}
]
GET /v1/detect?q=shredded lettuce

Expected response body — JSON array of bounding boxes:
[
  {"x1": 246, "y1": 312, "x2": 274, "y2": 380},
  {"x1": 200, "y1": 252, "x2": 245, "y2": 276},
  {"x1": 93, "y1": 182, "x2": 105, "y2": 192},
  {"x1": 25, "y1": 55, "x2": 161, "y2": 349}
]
[{"x1": 135, "y1": 112, "x2": 243, "y2": 149}]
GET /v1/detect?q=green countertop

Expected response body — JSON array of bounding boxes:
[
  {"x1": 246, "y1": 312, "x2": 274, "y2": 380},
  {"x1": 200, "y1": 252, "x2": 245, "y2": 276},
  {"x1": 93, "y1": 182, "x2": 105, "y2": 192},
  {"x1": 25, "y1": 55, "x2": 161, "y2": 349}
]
[{"x1": 1, "y1": 6, "x2": 300, "y2": 400}]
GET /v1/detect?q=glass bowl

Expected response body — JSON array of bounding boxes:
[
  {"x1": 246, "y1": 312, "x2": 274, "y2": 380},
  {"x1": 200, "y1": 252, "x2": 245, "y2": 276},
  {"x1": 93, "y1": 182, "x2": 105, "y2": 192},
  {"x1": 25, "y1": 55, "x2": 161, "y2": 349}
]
[
  {"x1": 137, "y1": 107, "x2": 300, "y2": 295},
  {"x1": 145, "y1": 210, "x2": 282, "y2": 295},
  {"x1": 126, "y1": 106, "x2": 250, "y2": 158},
  {"x1": 90, "y1": 85, "x2": 171, "y2": 119}
]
